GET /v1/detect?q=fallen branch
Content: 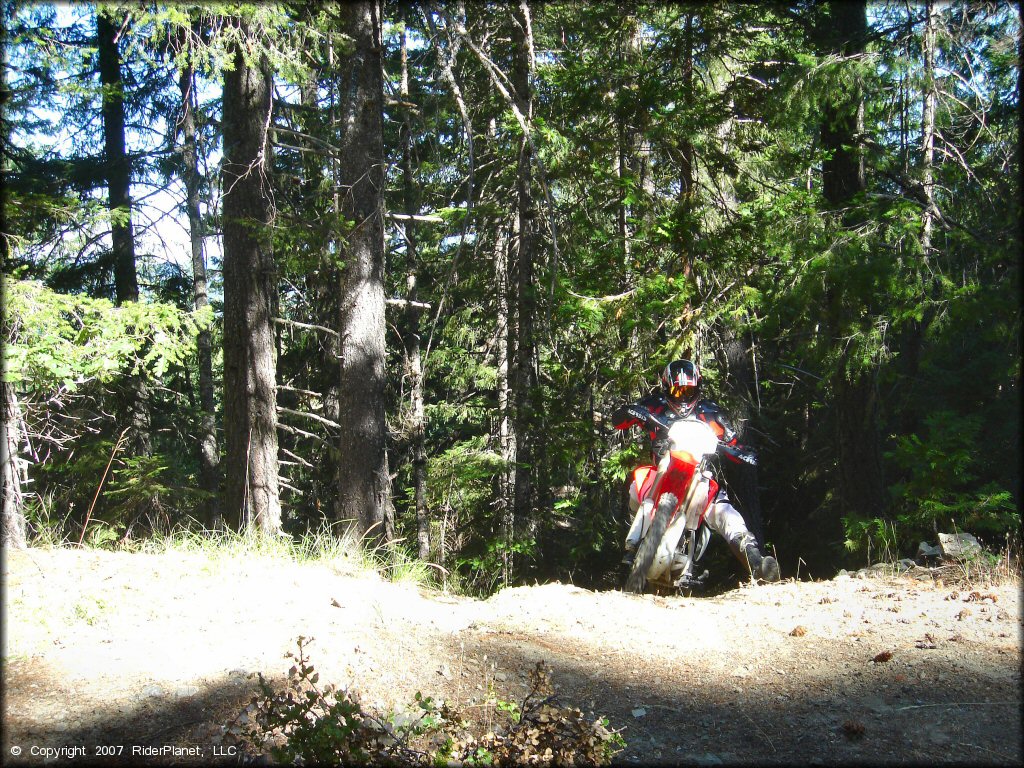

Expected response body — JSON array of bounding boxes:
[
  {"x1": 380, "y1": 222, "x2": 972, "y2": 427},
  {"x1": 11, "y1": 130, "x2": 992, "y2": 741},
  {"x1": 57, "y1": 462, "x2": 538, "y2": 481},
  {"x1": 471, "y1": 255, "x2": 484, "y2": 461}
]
[
  {"x1": 78, "y1": 427, "x2": 129, "y2": 547},
  {"x1": 896, "y1": 701, "x2": 1014, "y2": 711}
]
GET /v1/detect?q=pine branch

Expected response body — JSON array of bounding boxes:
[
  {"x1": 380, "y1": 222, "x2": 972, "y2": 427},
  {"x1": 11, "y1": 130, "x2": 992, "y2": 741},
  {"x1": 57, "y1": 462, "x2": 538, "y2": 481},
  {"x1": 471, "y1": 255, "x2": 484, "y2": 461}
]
[
  {"x1": 273, "y1": 317, "x2": 339, "y2": 337},
  {"x1": 277, "y1": 406, "x2": 341, "y2": 430}
]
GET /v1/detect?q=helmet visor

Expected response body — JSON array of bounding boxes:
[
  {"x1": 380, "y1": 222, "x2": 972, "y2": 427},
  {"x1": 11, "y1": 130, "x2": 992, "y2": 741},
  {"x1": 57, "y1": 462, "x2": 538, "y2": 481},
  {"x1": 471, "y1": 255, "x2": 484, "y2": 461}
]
[{"x1": 670, "y1": 383, "x2": 699, "y2": 402}]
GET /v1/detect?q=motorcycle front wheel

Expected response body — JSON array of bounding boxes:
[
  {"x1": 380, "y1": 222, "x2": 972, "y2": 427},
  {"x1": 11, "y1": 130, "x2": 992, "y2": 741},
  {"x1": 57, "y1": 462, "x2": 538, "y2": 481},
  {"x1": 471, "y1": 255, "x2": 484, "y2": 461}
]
[{"x1": 624, "y1": 492, "x2": 677, "y2": 594}]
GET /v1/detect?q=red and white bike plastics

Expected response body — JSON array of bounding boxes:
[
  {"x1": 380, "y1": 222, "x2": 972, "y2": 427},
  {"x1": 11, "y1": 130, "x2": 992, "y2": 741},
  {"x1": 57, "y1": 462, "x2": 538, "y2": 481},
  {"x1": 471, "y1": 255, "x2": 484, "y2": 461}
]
[{"x1": 624, "y1": 415, "x2": 719, "y2": 594}]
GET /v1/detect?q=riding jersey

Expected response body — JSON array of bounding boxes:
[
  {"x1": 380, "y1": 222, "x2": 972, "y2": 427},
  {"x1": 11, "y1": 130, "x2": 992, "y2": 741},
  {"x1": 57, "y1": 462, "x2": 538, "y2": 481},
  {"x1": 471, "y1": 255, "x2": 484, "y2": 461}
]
[{"x1": 611, "y1": 391, "x2": 747, "y2": 464}]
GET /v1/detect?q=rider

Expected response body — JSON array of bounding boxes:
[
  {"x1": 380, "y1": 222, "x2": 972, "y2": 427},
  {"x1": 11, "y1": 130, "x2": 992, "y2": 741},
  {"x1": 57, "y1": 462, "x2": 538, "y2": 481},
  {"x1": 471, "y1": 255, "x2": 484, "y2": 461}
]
[{"x1": 612, "y1": 359, "x2": 780, "y2": 583}]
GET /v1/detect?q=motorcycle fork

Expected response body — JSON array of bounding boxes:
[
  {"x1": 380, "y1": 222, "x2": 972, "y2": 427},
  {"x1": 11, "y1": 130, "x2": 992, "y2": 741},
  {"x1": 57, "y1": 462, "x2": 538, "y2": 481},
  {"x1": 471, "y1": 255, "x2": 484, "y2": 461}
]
[
  {"x1": 673, "y1": 460, "x2": 711, "y2": 586},
  {"x1": 675, "y1": 524, "x2": 700, "y2": 585}
]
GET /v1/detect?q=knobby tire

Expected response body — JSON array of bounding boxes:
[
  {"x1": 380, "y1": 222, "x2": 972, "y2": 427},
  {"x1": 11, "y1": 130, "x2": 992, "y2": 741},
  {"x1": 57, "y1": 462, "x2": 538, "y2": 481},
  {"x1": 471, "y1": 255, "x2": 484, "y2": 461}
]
[{"x1": 624, "y1": 492, "x2": 677, "y2": 594}]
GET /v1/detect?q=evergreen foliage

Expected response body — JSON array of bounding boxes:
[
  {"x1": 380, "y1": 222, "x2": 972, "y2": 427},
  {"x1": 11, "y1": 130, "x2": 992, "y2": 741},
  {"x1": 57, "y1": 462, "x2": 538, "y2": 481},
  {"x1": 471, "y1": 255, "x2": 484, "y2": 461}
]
[{"x1": 2, "y1": 2, "x2": 1018, "y2": 582}]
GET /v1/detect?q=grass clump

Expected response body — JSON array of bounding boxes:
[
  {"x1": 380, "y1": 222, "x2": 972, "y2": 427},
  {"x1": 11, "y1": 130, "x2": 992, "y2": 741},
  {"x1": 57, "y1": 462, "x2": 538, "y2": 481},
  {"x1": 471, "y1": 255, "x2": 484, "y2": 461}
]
[
  {"x1": 41, "y1": 518, "x2": 455, "y2": 593},
  {"x1": 71, "y1": 594, "x2": 110, "y2": 626},
  {"x1": 947, "y1": 533, "x2": 1021, "y2": 588},
  {"x1": 23, "y1": 499, "x2": 457, "y2": 595}
]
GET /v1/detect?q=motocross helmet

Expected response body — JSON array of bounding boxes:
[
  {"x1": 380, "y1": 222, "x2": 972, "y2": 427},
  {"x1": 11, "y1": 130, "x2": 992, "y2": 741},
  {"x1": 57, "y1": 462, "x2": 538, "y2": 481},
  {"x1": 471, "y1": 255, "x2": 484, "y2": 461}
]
[{"x1": 660, "y1": 359, "x2": 702, "y2": 414}]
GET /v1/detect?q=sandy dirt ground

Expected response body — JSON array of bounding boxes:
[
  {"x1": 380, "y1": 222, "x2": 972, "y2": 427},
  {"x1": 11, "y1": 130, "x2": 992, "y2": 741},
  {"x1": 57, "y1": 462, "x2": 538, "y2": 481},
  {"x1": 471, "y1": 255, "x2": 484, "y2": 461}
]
[{"x1": 3, "y1": 547, "x2": 1020, "y2": 765}]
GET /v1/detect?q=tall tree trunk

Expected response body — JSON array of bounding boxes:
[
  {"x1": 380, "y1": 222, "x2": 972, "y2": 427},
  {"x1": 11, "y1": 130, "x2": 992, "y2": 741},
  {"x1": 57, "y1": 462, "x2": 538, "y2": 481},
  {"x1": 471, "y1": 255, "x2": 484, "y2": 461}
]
[
  {"x1": 817, "y1": 2, "x2": 867, "y2": 213},
  {"x1": 677, "y1": 11, "x2": 696, "y2": 287},
  {"x1": 399, "y1": 24, "x2": 430, "y2": 562},
  {"x1": 97, "y1": 10, "x2": 153, "y2": 468},
  {"x1": 486, "y1": 101, "x2": 515, "y2": 582},
  {"x1": 897, "y1": 0, "x2": 941, "y2": 436},
  {"x1": 495, "y1": 215, "x2": 515, "y2": 584},
  {"x1": 333, "y1": 0, "x2": 393, "y2": 545},
  {"x1": 1, "y1": 54, "x2": 26, "y2": 547},
  {"x1": 178, "y1": 49, "x2": 221, "y2": 531},
  {"x1": 921, "y1": 0, "x2": 938, "y2": 258},
  {"x1": 508, "y1": 0, "x2": 538, "y2": 576},
  {"x1": 97, "y1": 11, "x2": 139, "y2": 306},
  {"x1": 1, "y1": 382, "x2": 27, "y2": 549},
  {"x1": 815, "y1": 0, "x2": 888, "y2": 523},
  {"x1": 615, "y1": 15, "x2": 643, "y2": 276},
  {"x1": 221, "y1": 23, "x2": 281, "y2": 535}
]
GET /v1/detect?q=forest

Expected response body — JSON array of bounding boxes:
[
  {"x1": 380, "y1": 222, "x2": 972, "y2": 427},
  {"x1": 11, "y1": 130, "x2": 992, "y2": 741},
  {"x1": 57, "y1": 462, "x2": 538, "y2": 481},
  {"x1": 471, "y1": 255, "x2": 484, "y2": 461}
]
[{"x1": 2, "y1": 1, "x2": 1019, "y2": 594}]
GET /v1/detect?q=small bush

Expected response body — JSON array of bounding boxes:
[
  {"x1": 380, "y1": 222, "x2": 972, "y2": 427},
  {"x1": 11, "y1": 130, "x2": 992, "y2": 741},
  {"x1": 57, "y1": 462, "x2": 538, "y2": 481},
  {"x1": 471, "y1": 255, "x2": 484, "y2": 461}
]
[
  {"x1": 226, "y1": 637, "x2": 624, "y2": 766},
  {"x1": 843, "y1": 410, "x2": 1020, "y2": 564}
]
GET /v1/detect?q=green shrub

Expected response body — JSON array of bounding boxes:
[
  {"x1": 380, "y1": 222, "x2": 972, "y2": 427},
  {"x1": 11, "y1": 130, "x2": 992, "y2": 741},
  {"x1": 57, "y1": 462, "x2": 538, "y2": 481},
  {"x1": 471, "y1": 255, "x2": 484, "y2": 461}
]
[{"x1": 844, "y1": 410, "x2": 1020, "y2": 559}]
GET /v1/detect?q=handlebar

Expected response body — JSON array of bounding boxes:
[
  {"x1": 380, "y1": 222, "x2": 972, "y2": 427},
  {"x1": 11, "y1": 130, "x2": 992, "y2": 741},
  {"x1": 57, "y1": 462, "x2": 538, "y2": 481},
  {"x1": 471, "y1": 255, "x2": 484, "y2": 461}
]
[
  {"x1": 621, "y1": 405, "x2": 758, "y2": 466},
  {"x1": 624, "y1": 404, "x2": 670, "y2": 431},
  {"x1": 717, "y1": 442, "x2": 758, "y2": 466}
]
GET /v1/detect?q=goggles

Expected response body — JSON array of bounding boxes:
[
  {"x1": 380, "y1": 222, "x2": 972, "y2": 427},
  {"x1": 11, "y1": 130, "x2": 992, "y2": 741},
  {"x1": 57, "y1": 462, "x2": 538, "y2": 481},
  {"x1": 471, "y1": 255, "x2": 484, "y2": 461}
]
[{"x1": 669, "y1": 383, "x2": 699, "y2": 402}]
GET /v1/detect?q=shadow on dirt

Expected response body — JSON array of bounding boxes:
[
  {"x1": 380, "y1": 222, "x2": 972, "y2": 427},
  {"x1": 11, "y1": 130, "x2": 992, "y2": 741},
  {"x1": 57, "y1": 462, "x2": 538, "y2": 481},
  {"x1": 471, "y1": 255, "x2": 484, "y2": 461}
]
[
  {"x1": 453, "y1": 616, "x2": 1021, "y2": 766},
  {"x1": 3, "y1": 663, "x2": 256, "y2": 767},
  {"x1": 4, "y1": 625, "x2": 1019, "y2": 767}
]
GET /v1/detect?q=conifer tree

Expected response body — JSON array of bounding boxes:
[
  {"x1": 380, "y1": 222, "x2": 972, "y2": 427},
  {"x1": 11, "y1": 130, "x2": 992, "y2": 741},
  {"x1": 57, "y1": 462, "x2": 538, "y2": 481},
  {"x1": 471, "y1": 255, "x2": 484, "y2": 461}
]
[{"x1": 221, "y1": 15, "x2": 281, "y2": 535}]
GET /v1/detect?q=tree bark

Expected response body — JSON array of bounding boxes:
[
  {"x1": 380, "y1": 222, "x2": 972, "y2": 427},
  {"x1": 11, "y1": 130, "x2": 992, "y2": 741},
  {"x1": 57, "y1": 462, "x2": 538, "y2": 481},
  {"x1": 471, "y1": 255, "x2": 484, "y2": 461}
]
[
  {"x1": 178, "y1": 44, "x2": 221, "y2": 531},
  {"x1": 97, "y1": 11, "x2": 139, "y2": 306},
  {"x1": 98, "y1": 10, "x2": 153, "y2": 468},
  {"x1": 1, "y1": 40, "x2": 26, "y2": 547},
  {"x1": 296, "y1": 25, "x2": 343, "y2": 518},
  {"x1": 221, "y1": 22, "x2": 281, "y2": 535},
  {"x1": 333, "y1": 0, "x2": 393, "y2": 545},
  {"x1": 1, "y1": 382, "x2": 27, "y2": 549},
  {"x1": 508, "y1": 0, "x2": 539, "y2": 574},
  {"x1": 896, "y1": 0, "x2": 941, "y2": 435},
  {"x1": 817, "y1": 2, "x2": 867, "y2": 211},
  {"x1": 495, "y1": 214, "x2": 515, "y2": 584}
]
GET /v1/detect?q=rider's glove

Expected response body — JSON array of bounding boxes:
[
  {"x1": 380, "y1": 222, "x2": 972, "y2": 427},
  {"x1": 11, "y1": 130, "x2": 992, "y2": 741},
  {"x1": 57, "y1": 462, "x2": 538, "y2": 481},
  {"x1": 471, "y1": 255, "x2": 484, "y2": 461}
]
[
  {"x1": 652, "y1": 437, "x2": 670, "y2": 460},
  {"x1": 625, "y1": 405, "x2": 650, "y2": 424},
  {"x1": 718, "y1": 443, "x2": 758, "y2": 466}
]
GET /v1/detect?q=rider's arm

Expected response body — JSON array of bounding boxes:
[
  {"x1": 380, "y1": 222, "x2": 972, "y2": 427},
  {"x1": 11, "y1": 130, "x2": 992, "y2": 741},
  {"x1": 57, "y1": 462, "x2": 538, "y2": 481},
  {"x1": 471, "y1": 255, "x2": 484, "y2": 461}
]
[
  {"x1": 611, "y1": 400, "x2": 671, "y2": 431},
  {"x1": 698, "y1": 404, "x2": 738, "y2": 445},
  {"x1": 699, "y1": 403, "x2": 758, "y2": 465},
  {"x1": 611, "y1": 403, "x2": 643, "y2": 430}
]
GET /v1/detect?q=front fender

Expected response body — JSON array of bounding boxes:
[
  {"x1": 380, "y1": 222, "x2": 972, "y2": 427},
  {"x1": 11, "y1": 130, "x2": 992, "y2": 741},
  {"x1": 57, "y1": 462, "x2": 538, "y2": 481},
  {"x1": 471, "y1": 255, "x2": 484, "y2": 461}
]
[{"x1": 650, "y1": 476, "x2": 711, "y2": 580}]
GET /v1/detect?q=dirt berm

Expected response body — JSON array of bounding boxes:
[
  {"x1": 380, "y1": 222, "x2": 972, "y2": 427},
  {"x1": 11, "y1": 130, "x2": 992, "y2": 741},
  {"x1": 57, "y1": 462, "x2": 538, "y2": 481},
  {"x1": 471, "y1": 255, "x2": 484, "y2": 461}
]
[{"x1": 3, "y1": 548, "x2": 1020, "y2": 765}]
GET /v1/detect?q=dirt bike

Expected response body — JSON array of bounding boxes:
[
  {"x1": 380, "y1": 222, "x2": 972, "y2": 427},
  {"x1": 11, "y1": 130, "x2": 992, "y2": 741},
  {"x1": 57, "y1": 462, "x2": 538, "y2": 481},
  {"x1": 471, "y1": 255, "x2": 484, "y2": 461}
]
[{"x1": 621, "y1": 406, "x2": 754, "y2": 594}]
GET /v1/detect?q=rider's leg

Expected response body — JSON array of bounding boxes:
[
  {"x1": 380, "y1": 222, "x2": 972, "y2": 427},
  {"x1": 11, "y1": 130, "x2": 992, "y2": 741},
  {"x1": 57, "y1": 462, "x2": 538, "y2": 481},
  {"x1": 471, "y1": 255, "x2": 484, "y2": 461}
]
[{"x1": 704, "y1": 489, "x2": 780, "y2": 582}]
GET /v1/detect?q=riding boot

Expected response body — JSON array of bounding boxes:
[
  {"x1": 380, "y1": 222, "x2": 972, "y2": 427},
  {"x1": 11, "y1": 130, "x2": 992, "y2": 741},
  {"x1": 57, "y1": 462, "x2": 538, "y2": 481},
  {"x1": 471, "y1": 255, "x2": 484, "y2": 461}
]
[
  {"x1": 730, "y1": 535, "x2": 780, "y2": 583},
  {"x1": 621, "y1": 542, "x2": 637, "y2": 566}
]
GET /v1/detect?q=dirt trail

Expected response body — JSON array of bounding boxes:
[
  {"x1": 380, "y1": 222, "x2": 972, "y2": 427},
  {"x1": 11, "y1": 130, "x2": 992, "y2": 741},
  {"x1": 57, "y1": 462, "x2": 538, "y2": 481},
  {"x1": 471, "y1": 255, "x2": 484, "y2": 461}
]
[{"x1": 3, "y1": 548, "x2": 1021, "y2": 765}]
